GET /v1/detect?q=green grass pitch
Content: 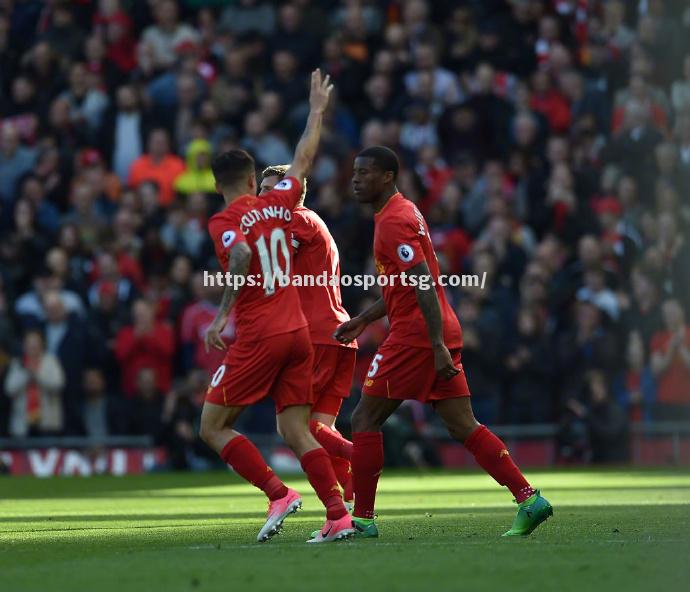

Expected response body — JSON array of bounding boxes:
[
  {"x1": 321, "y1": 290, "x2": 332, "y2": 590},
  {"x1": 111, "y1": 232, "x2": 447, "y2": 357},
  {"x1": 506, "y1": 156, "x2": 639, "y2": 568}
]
[{"x1": 1, "y1": 469, "x2": 689, "y2": 592}]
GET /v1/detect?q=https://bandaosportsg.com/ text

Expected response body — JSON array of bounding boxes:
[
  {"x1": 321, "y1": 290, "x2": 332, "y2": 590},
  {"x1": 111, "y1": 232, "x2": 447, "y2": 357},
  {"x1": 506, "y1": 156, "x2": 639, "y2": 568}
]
[{"x1": 203, "y1": 270, "x2": 488, "y2": 291}]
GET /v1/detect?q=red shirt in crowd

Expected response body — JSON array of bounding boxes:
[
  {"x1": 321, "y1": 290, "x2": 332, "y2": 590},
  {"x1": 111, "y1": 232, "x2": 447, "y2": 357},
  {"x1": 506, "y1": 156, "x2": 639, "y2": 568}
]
[
  {"x1": 530, "y1": 90, "x2": 572, "y2": 134},
  {"x1": 650, "y1": 327, "x2": 690, "y2": 404},
  {"x1": 114, "y1": 322, "x2": 175, "y2": 397}
]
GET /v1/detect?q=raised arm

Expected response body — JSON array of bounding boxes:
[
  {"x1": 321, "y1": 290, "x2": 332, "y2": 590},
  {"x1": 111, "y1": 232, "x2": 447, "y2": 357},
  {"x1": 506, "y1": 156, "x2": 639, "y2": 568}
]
[
  {"x1": 284, "y1": 69, "x2": 333, "y2": 185},
  {"x1": 406, "y1": 261, "x2": 460, "y2": 381},
  {"x1": 204, "y1": 242, "x2": 252, "y2": 352}
]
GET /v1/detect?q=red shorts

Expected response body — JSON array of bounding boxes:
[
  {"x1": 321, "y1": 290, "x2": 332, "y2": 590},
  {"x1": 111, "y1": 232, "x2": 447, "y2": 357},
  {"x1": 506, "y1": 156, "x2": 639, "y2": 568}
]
[
  {"x1": 311, "y1": 345, "x2": 356, "y2": 416},
  {"x1": 205, "y1": 327, "x2": 314, "y2": 413},
  {"x1": 362, "y1": 341, "x2": 470, "y2": 402}
]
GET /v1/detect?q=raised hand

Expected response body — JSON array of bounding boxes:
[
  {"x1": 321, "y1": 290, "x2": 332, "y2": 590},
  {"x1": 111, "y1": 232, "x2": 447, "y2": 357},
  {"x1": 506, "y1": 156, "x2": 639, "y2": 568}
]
[{"x1": 309, "y1": 69, "x2": 334, "y2": 114}]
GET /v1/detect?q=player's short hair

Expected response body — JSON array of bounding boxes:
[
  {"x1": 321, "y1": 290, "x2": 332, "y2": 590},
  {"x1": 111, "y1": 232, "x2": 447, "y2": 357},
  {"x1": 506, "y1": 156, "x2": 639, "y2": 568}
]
[
  {"x1": 261, "y1": 164, "x2": 307, "y2": 202},
  {"x1": 211, "y1": 149, "x2": 256, "y2": 189},
  {"x1": 357, "y1": 146, "x2": 400, "y2": 180},
  {"x1": 261, "y1": 164, "x2": 290, "y2": 179}
]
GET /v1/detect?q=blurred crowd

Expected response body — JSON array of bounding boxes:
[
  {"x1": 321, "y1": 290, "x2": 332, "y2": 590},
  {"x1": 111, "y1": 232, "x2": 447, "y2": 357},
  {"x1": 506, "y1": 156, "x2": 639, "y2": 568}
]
[{"x1": 1, "y1": 0, "x2": 690, "y2": 466}]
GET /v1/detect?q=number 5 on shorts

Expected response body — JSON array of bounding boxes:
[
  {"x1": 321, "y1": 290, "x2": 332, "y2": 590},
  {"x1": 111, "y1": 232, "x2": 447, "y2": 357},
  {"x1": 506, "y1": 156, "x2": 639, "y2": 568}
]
[{"x1": 367, "y1": 354, "x2": 383, "y2": 378}]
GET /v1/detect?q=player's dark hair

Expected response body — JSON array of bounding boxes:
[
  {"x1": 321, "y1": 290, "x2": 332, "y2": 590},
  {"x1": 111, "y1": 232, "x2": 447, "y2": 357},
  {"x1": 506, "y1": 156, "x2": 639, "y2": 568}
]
[
  {"x1": 261, "y1": 164, "x2": 307, "y2": 203},
  {"x1": 357, "y1": 146, "x2": 400, "y2": 181},
  {"x1": 211, "y1": 149, "x2": 256, "y2": 189}
]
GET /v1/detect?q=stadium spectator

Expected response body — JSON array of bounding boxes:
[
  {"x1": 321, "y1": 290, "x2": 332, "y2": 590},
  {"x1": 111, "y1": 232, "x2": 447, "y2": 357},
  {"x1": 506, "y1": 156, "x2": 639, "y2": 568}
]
[
  {"x1": 671, "y1": 54, "x2": 690, "y2": 114},
  {"x1": 505, "y1": 306, "x2": 555, "y2": 424},
  {"x1": 159, "y1": 198, "x2": 209, "y2": 263},
  {"x1": 127, "y1": 128, "x2": 186, "y2": 206},
  {"x1": 127, "y1": 367, "x2": 164, "y2": 437},
  {"x1": 622, "y1": 266, "x2": 664, "y2": 351},
  {"x1": 219, "y1": 0, "x2": 276, "y2": 37},
  {"x1": 557, "y1": 300, "x2": 621, "y2": 405},
  {"x1": 270, "y1": 2, "x2": 320, "y2": 69},
  {"x1": 622, "y1": 331, "x2": 656, "y2": 423},
  {"x1": 2, "y1": 75, "x2": 41, "y2": 144},
  {"x1": 241, "y1": 110, "x2": 292, "y2": 169},
  {"x1": 59, "y1": 62, "x2": 110, "y2": 142},
  {"x1": 101, "y1": 84, "x2": 148, "y2": 183},
  {"x1": 650, "y1": 299, "x2": 690, "y2": 421},
  {"x1": 568, "y1": 370, "x2": 630, "y2": 463},
  {"x1": 141, "y1": 0, "x2": 200, "y2": 70},
  {"x1": 4, "y1": 330, "x2": 65, "y2": 437},
  {"x1": 39, "y1": 1, "x2": 85, "y2": 62},
  {"x1": 174, "y1": 139, "x2": 216, "y2": 195},
  {"x1": 15, "y1": 268, "x2": 85, "y2": 329},
  {"x1": 160, "y1": 373, "x2": 210, "y2": 470},
  {"x1": 82, "y1": 367, "x2": 109, "y2": 440},
  {"x1": 455, "y1": 290, "x2": 503, "y2": 424},
  {"x1": 264, "y1": 50, "x2": 306, "y2": 110},
  {"x1": 18, "y1": 175, "x2": 60, "y2": 236},
  {"x1": 92, "y1": 0, "x2": 137, "y2": 75},
  {"x1": 0, "y1": 126, "x2": 36, "y2": 206},
  {"x1": 114, "y1": 299, "x2": 175, "y2": 398}
]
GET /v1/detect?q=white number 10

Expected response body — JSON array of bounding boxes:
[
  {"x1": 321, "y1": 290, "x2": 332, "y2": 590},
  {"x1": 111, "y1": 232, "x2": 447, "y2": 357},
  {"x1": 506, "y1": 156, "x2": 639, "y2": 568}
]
[{"x1": 255, "y1": 228, "x2": 290, "y2": 296}]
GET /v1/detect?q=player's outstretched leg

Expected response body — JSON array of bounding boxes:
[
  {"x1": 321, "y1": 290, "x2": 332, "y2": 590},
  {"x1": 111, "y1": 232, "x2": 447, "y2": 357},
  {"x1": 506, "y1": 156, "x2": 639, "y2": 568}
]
[
  {"x1": 277, "y1": 405, "x2": 355, "y2": 543},
  {"x1": 349, "y1": 395, "x2": 402, "y2": 538},
  {"x1": 433, "y1": 397, "x2": 553, "y2": 536},
  {"x1": 199, "y1": 402, "x2": 302, "y2": 542}
]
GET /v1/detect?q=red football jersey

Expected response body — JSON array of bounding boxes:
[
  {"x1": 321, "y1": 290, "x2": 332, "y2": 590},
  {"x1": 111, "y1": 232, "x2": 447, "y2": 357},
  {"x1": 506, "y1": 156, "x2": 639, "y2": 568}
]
[
  {"x1": 290, "y1": 207, "x2": 357, "y2": 348},
  {"x1": 373, "y1": 192, "x2": 462, "y2": 349},
  {"x1": 208, "y1": 176, "x2": 307, "y2": 342}
]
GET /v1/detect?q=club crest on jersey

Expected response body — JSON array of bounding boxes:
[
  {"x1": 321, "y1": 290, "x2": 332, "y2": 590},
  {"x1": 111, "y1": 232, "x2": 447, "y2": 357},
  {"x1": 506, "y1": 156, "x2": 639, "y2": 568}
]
[
  {"x1": 274, "y1": 179, "x2": 292, "y2": 191},
  {"x1": 221, "y1": 230, "x2": 236, "y2": 248},
  {"x1": 397, "y1": 244, "x2": 414, "y2": 263}
]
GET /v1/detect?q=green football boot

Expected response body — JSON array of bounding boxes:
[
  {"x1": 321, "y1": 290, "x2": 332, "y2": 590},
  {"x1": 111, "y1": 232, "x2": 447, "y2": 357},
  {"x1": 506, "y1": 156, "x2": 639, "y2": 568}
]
[
  {"x1": 352, "y1": 516, "x2": 379, "y2": 538},
  {"x1": 502, "y1": 490, "x2": 553, "y2": 537}
]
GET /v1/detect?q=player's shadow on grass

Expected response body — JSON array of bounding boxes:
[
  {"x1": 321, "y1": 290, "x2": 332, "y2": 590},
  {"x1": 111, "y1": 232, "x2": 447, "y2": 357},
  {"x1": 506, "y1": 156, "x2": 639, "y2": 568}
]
[
  {"x1": 3, "y1": 502, "x2": 689, "y2": 526},
  {"x1": 127, "y1": 483, "x2": 690, "y2": 499},
  {"x1": 0, "y1": 507, "x2": 511, "y2": 525},
  {"x1": 18, "y1": 481, "x2": 689, "y2": 502}
]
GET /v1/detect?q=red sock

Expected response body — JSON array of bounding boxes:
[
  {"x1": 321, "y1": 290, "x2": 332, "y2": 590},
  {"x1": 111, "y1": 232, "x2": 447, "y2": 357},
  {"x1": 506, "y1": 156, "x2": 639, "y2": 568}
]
[
  {"x1": 300, "y1": 448, "x2": 347, "y2": 520},
  {"x1": 309, "y1": 420, "x2": 353, "y2": 459},
  {"x1": 331, "y1": 456, "x2": 353, "y2": 502},
  {"x1": 464, "y1": 425, "x2": 535, "y2": 503},
  {"x1": 220, "y1": 436, "x2": 288, "y2": 501},
  {"x1": 352, "y1": 431, "x2": 383, "y2": 519}
]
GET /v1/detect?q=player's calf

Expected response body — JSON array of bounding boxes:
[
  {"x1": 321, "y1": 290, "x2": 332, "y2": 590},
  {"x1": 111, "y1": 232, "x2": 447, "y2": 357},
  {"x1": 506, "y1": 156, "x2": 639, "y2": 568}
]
[
  {"x1": 277, "y1": 406, "x2": 349, "y2": 521},
  {"x1": 199, "y1": 402, "x2": 298, "y2": 542},
  {"x1": 308, "y1": 418, "x2": 353, "y2": 459},
  {"x1": 434, "y1": 398, "x2": 552, "y2": 534}
]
